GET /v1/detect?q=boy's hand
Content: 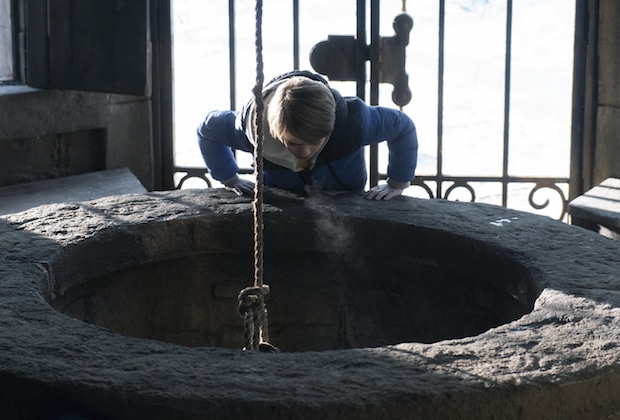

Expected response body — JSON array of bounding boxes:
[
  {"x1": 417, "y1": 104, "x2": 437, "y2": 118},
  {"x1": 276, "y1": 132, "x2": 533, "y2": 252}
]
[
  {"x1": 365, "y1": 184, "x2": 404, "y2": 200},
  {"x1": 223, "y1": 175, "x2": 255, "y2": 196}
]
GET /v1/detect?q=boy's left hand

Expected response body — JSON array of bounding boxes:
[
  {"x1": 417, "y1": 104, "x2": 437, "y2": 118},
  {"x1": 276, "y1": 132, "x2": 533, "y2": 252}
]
[{"x1": 365, "y1": 184, "x2": 404, "y2": 200}]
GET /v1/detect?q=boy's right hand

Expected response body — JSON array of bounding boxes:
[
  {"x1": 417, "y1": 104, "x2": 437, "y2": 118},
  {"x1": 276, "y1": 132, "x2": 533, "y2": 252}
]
[{"x1": 222, "y1": 175, "x2": 255, "y2": 196}]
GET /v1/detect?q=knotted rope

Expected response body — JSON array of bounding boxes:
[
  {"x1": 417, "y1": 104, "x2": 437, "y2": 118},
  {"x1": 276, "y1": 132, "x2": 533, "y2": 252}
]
[
  {"x1": 252, "y1": 0, "x2": 265, "y2": 298},
  {"x1": 237, "y1": 284, "x2": 271, "y2": 351},
  {"x1": 237, "y1": 0, "x2": 278, "y2": 353}
]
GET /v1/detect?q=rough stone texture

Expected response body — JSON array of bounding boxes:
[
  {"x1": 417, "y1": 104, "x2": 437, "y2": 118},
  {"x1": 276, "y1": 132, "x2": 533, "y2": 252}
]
[
  {"x1": 0, "y1": 129, "x2": 107, "y2": 187},
  {"x1": 0, "y1": 168, "x2": 146, "y2": 216},
  {"x1": 0, "y1": 89, "x2": 156, "y2": 190},
  {"x1": 0, "y1": 189, "x2": 619, "y2": 419}
]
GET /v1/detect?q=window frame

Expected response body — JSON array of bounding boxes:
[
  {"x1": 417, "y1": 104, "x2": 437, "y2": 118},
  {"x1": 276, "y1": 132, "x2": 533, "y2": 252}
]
[
  {"x1": 1, "y1": 0, "x2": 150, "y2": 96},
  {"x1": 0, "y1": 0, "x2": 21, "y2": 84}
]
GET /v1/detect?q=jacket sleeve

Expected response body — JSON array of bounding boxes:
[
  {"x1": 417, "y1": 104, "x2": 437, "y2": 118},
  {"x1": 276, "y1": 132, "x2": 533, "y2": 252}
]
[
  {"x1": 197, "y1": 110, "x2": 253, "y2": 182},
  {"x1": 360, "y1": 104, "x2": 418, "y2": 186}
]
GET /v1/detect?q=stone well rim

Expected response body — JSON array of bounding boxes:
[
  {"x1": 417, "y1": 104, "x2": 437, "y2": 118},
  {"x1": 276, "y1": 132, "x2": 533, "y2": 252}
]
[{"x1": 1, "y1": 189, "x2": 619, "y2": 419}]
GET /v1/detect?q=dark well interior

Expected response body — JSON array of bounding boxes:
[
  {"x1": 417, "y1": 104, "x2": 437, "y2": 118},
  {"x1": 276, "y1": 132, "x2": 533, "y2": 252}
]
[{"x1": 51, "y1": 214, "x2": 539, "y2": 352}]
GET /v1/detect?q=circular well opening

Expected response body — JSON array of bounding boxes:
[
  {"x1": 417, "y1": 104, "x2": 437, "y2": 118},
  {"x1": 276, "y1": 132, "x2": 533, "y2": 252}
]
[{"x1": 51, "y1": 215, "x2": 538, "y2": 352}]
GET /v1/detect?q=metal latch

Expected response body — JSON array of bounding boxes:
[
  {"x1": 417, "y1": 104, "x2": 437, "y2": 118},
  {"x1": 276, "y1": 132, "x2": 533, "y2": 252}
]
[{"x1": 310, "y1": 13, "x2": 414, "y2": 107}]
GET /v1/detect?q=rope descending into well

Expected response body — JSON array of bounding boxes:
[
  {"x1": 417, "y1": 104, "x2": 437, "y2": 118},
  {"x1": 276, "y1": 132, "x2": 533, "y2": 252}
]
[{"x1": 237, "y1": 0, "x2": 278, "y2": 353}]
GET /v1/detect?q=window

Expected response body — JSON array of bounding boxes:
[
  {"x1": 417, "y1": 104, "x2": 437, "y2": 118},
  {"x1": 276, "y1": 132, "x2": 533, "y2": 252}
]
[
  {"x1": 172, "y1": 0, "x2": 575, "y2": 219},
  {"x1": 0, "y1": 0, "x2": 15, "y2": 81},
  {"x1": 1, "y1": 0, "x2": 150, "y2": 96}
]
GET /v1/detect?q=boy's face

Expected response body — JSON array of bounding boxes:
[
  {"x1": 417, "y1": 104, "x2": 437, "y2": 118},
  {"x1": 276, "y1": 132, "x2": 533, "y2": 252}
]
[{"x1": 281, "y1": 130, "x2": 326, "y2": 161}]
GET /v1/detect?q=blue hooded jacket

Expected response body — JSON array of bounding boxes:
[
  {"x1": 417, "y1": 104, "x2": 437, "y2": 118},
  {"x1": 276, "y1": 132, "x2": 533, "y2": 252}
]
[{"x1": 197, "y1": 71, "x2": 418, "y2": 192}]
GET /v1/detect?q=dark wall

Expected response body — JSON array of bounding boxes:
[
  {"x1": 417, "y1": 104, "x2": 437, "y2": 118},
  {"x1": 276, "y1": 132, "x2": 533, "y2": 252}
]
[
  {"x1": 572, "y1": 0, "x2": 620, "y2": 195},
  {"x1": 0, "y1": 129, "x2": 106, "y2": 186},
  {"x1": 593, "y1": 0, "x2": 620, "y2": 184},
  {"x1": 0, "y1": 89, "x2": 154, "y2": 190}
]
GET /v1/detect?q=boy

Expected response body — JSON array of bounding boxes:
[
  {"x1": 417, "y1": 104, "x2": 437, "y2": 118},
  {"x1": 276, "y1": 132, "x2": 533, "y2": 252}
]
[{"x1": 197, "y1": 70, "x2": 418, "y2": 200}]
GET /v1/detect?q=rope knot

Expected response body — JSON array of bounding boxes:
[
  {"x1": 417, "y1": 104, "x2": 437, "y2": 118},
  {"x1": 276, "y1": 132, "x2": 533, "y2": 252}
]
[
  {"x1": 237, "y1": 284, "x2": 278, "y2": 352},
  {"x1": 237, "y1": 284, "x2": 270, "y2": 316}
]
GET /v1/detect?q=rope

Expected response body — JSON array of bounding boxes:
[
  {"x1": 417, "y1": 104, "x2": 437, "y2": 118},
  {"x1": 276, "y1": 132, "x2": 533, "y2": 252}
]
[
  {"x1": 252, "y1": 0, "x2": 265, "y2": 293},
  {"x1": 237, "y1": 0, "x2": 278, "y2": 353}
]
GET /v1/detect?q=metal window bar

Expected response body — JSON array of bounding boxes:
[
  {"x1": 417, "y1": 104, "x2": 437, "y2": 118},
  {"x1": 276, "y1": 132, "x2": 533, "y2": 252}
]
[
  {"x1": 174, "y1": 0, "x2": 572, "y2": 220},
  {"x1": 378, "y1": 0, "x2": 569, "y2": 219}
]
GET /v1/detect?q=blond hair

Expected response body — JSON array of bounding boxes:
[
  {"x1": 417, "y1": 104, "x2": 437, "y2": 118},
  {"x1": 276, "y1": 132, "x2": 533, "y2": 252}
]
[{"x1": 267, "y1": 76, "x2": 336, "y2": 145}]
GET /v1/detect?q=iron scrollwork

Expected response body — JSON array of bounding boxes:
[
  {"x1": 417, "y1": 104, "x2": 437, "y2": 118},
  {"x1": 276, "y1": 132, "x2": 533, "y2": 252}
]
[
  {"x1": 409, "y1": 179, "x2": 435, "y2": 198},
  {"x1": 173, "y1": 170, "x2": 569, "y2": 221},
  {"x1": 175, "y1": 168, "x2": 213, "y2": 189},
  {"x1": 406, "y1": 177, "x2": 568, "y2": 220},
  {"x1": 528, "y1": 181, "x2": 568, "y2": 220},
  {"x1": 443, "y1": 181, "x2": 476, "y2": 202}
]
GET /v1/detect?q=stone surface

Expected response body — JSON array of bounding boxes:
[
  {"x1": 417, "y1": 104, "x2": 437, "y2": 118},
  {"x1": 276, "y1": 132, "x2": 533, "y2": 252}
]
[
  {"x1": 0, "y1": 89, "x2": 157, "y2": 190},
  {"x1": 0, "y1": 168, "x2": 147, "y2": 215},
  {"x1": 569, "y1": 177, "x2": 620, "y2": 234},
  {"x1": 0, "y1": 188, "x2": 619, "y2": 419}
]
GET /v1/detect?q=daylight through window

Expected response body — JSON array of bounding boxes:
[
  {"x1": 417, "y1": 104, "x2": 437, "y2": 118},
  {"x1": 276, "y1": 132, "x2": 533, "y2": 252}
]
[{"x1": 0, "y1": 0, "x2": 14, "y2": 81}]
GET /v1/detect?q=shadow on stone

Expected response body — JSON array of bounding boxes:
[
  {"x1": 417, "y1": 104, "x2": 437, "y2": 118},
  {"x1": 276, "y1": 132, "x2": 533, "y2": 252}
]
[{"x1": 51, "y1": 213, "x2": 537, "y2": 352}]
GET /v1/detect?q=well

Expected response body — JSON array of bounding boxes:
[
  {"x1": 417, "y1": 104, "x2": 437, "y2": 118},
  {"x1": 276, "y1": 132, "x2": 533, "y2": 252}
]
[{"x1": 0, "y1": 189, "x2": 619, "y2": 419}]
